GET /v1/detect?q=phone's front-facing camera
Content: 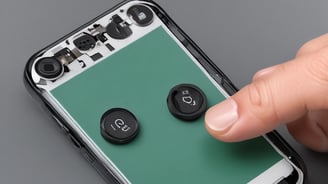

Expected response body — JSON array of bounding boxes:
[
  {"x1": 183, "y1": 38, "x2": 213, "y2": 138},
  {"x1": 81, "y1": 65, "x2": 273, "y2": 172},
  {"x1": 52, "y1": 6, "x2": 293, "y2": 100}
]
[
  {"x1": 127, "y1": 5, "x2": 154, "y2": 27},
  {"x1": 35, "y1": 57, "x2": 64, "y2": 80}
]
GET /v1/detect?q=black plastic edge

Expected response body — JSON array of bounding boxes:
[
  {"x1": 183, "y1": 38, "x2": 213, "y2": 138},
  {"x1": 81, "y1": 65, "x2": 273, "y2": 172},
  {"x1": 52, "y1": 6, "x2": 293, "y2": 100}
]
[{"x1": 23, "y1": 0, "x2": 307, "y2": 183}]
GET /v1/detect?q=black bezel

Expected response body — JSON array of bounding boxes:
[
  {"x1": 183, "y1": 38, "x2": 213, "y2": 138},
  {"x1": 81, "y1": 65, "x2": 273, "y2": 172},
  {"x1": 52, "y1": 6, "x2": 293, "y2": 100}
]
[{"x1": 23, "y1": 0, "x2": 307, "y2": 183}]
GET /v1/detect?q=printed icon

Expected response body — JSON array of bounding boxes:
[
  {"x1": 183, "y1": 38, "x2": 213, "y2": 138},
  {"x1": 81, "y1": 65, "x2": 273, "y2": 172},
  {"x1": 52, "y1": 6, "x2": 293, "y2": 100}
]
[
  {"x1": 182, "y1": 90, "x2": 189, "y2": 95},
  {"x1": 110, "y1": 119, "x2": 131, "y2": 132},
  {"x1": 78, "y1": 60, "x2": 86, "y2": 68},
  {"x1": 181, "y1": 90, "x2": 196, "y2": 106}
]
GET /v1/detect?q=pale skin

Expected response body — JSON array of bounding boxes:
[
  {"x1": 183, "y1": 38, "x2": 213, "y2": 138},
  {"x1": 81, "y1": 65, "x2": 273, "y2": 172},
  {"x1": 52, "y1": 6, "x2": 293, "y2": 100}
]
[{"x1": 205, "y1": 33, "x2": 328, "y2": 152}]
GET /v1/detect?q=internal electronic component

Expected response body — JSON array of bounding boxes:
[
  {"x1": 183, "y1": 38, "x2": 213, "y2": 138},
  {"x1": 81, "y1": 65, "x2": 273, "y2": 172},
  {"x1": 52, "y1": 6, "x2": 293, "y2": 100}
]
[
  {"x1": 106, "y1": 14, "x2": 132, "y2": 39},
  {"x1": 73, "y1": 33, "x2": 97, "y2": 51}
]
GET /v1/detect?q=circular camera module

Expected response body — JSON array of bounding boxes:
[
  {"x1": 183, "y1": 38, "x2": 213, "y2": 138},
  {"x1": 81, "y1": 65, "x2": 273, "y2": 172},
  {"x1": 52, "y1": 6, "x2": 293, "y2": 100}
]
[
  {"x1": 127, "y1": 5, "x2": 154, "y2": 27},
  {"x1": 35, "y1": 57, "x2": 64, "y2": 80}
]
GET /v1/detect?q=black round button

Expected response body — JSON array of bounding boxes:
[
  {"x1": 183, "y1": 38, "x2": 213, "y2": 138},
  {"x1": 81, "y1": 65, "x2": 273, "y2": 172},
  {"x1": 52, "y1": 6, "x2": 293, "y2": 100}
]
[
  {"x1": 100, "y1": 108, "x2": 139, "y2": 144},
  {"x1": 35, "y1": 57, "x2": 64, "y2": 80},
  {"x1": 167, "y1": 84, "x2": 207, "y2": 121},
  {"x1": 127, "y1": 5, "x2": 154, "y2": 27}
]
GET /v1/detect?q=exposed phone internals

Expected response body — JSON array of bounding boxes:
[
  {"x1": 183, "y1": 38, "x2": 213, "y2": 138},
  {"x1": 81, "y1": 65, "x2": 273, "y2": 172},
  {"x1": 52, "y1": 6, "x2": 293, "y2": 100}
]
[{"x1": 24, "y1": 1, "x2": 306, "y2": 183}]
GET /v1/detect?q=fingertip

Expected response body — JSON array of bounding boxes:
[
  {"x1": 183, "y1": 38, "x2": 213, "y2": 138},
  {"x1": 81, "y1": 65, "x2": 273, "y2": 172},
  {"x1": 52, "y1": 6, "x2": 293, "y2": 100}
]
[
  {"x1": 204, "y1": 98, "x2": 238, "y2": 142},
  {"x1": 205, "y1": 82, "x2": 284, "y2": 142},
  {"x1": 204, "y1": 97, "x2": 272, "y2": 142},
  {"x1": 205, "y1": 98, "x2": 238, "y2": 133}
]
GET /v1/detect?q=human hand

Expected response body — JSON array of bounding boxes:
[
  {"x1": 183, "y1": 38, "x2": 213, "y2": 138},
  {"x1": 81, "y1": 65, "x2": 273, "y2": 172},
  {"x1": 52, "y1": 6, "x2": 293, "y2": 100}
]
[{"x1": 205, "y1": 34, "x2": 328, "y2": 152}]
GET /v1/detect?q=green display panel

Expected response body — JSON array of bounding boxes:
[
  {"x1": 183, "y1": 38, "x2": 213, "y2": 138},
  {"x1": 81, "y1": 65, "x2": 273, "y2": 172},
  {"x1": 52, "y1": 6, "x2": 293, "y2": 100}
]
[{"x1": 51, "y1": 27, "x2": 281, "y2": 183}]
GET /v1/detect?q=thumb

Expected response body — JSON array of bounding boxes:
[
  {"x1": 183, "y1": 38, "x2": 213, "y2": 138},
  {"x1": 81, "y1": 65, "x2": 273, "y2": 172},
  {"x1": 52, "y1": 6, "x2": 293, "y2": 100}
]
[{"x1": 205, "y1": 52, "x2": 328, "y2": 142}]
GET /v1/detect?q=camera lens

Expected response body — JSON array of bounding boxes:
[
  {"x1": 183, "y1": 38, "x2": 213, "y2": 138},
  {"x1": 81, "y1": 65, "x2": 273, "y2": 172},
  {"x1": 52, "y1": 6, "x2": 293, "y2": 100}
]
[
  {"x1": 35, "y1": 57, "x2": 64, "y2": 80},
  {"x1": 127, "y1": 5, "x2": 154, "y2": 27}
]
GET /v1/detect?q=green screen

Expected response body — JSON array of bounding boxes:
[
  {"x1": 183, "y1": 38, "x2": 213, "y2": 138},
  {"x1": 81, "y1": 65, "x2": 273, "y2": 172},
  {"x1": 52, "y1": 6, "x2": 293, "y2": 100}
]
[{"x1": 51, "y1": 27, "x2": 281, "y2": 183}]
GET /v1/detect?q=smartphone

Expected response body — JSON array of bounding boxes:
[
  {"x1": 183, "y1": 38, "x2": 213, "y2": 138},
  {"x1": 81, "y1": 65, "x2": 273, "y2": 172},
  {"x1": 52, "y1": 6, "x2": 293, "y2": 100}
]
[{"x1": 24, "y1": 0, "x2": 306, "y2": 183}]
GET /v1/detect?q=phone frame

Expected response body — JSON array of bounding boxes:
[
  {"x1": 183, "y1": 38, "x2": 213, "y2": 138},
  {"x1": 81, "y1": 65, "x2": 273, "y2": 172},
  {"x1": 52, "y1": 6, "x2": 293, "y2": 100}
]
[{"x1": 24, "y1": 0, "x2": 307, "y2": 183}]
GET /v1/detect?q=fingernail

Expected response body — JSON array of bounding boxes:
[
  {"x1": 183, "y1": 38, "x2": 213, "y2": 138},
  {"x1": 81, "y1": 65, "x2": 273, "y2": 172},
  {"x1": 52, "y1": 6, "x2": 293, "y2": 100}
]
[
  {"x1": 253, "y1": 66, "x2": 277, "y2": 80},
  {"x1": 205, "y1": 98, "x2": 238, "y2": 133}
]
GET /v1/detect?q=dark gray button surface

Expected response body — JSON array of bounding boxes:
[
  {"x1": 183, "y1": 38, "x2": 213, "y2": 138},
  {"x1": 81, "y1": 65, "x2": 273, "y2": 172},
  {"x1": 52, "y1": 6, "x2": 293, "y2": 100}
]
[
  {"x1": 167, "y1": 84, "x2": 207, "y2": 121},
  {"x1": 100, "y1": 108, "x2": 139, "y2": 144}
]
